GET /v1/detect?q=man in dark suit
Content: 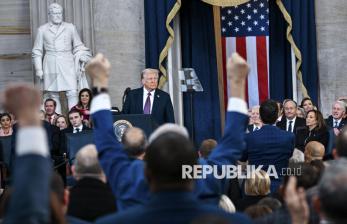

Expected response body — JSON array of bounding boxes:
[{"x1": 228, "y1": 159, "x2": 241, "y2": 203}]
[
  {"x1": 276, "y1": 99, "x2": 306, "y2": 135},
  {"x1": 44, "y1": 98, "x2": 61, "y2": 125},
  {"x1": 325, "y1": 101, "x2": 347, "y2": 134},
  {"x1": 242, "y1": 99, "x2": 295, "y2": 193},
  {"x1": 86, "y1": 53, "x2": 250, "y2": 213},
  {"x1": 247, "y1": 105, "x2": 262, "y2": 132},
  {"x1": 122, "y1": 68, "x2": 175, "y2": 125},
  {"x1": 60, "y1": 109, "x2": 91, "y2": 183}
]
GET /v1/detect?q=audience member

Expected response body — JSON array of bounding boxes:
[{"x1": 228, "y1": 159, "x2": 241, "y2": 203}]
[
  {"x1": 304, "y1": 141, "x2": 325, "y2": 163},
  {"x1": 332, "y1": 126, "x2": 347, "y2": 159},
  {"x1": 71, "y1": 88, "x2": 93, "y2": 127},
  {"x1": 295, "y1": 110, "x2": 329, "y2": 152},
  {"x1": 257, "y1": 197, "x2": 282, "y2": 212},
  {"x1": 276, "y1": 101, "x2": 283, "y2": 123},
  {"x1": 2, "y1": 84, "x2": 53, "y2": 223},
  {"x1": 247, "y1": 106, "x2": 262, "y2": 132},
  {"x1": 296, "y1": 107, "x2": 305, "y2": 119},
  {"x1": 289, "y1": 149, "x2": 304, "y2": 163},
  {"x1": 300, "y1": 97, "x2": 315, "y2": 113},
  {"x1": 325, "y1": 101, "x2": 347, "y2": 135},
  {"x1": 0, "y1": 113, "x2": 13, "y2": 136},
  {"x1": 122, "y1": 68, "x2": 175, "y2": 125},
  {"x1": 236, "y1": 170, "x2": 271, "y2": 211},
  {"x1": 87, "y1": 53, "x2": 252, "y2": 223},
  {"x1": 122, "y1": 127, "x2": 147, "y2": 160},
  {"x1": 55, "y1": 115, "x2": 68, "y2": 130},
  {"x1": 39, "y1": 110, "x2": 46, "y2": 121},
  {"x1": 244, "y1": 205, "x2": 272, "y2": 219},
  {"x1": 276, "y1": 99, "x2": 306, "y2": 134},
  {"x1": 313, "y1": 159, "x2": 347, "y2": 223},
  {"x1": 68, "y1": 144, "x2": 117, "y2": 222},
  {"x1": 241, "y1": 99, "x2": 294, "y2": 193},
  {"x1": 199, "y1": 139, "x2": 217, "y2": 158},
  {"x1": 44, "y1": 98, "x2": 60, "y2": 125}
]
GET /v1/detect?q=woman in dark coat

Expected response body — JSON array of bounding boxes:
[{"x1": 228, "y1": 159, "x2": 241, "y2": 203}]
[{"x1": 295, "y1": 109, "x2": 329, "y2": 152}]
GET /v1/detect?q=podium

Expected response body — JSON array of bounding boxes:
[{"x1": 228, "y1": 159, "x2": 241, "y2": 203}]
[
  {"x1": 65, "y1": 130, "x2": 94, "y2": 162},
  {"x1": 112, "y1": 114, "x2": 158, "y2": 140}
]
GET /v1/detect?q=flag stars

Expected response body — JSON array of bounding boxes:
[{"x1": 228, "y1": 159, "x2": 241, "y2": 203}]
[
  {"x1": 228, "y1": 9, "x2": 232, "y2": 14},
  {"x1": 247, "y1": 27, "x2": 252, "y2": 32},
  {"x1": 241, "y1": 21, "x2": 246, "y2": 26},
  {"x1": 222, "y1": 16, "x2": 225, "y2": 21},
  {"x1": 247, "y1": 3, "x2": 251, "y2": 8},
  {"x1": 260, "y1": 26, "x2": 265, "y2": 31},
  {"x1": 234, "y1": 27, "x2": 239, "y2": 32},
  {"x1": 260, "y1": 14, "x2": 265, "y2": 20},
  {"x1": 222, "y1": 27, "x2": 226, "y2": 32},
  {"x1": 247, "y1": 15, "x2": 252, "y2": 20},
  {"x1": 266, "y1": 9, "x2": 269, "y2": 13},
  {"x1": 241, "y1": 9, "x2": 245, "y2": 14},
  {"x1": 253, "y1": 9, "x2": 258, "y2": 14},
  {"x1": 234, "y1": 15, "x2": 239, "y2": 20},
  {"x1": 267, "y1": 20, "x2": 269, "y2": 25},
  {"x1": 260, "y1": 2, "x2": 264, "y2": 8},
  {"x1": 228, "y1": 21, "x2": 232, "y2": 26},
  {"x1": 253, "y1": 20, "x2": 258, "y2": 26}
]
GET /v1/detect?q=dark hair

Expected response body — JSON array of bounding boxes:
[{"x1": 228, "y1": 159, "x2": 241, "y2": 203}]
[
  {"x1": 77, "y1": 88, "x2": 92, "y2": 109},
  {"x1": 199, "y1": 139, "x2": 217, "y2": 158},
  {"x1": 258, "y1": 197, "x2": 282, "y2": 211},
  {"x1": 283, "y1": 162, "x2": 320, "y2": 190},
  {"x1": 306, "y1": 109, "x2": 326, "y2": 130},
  {"x1": 336, "y1": 127, "x2": 347, "y2": 158},
  {"x1": 68, "y1": 109, "x2": 82, "y2": 117},
  {"x1": 300, "y1": 97, "x2": 313, "y2": 108},
  {"x1": 54, "y1": 115, "x2": 67, "y2": 126},
  {"x1": 0, "y1": 113, "x2": 11, "y2": 122},
  {"x1": 44, "y1": 98, "x2": 57, "y2": 107},
  {"x1": 259, "y1": 100, "x2": 278, "y2": 124},
  {"x1": 145, "y1": 132, "x2": 198, "y2": 185},
  {"x1": 244, "y1": 205, "x2": 272, "y2": 219},
  {"x1": 283, "y1": 99, "x2": 298, "y2": 107}
]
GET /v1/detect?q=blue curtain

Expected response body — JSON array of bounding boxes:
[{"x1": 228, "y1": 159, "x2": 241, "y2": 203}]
[
  {"x1": 144, "y1": 0, "x2": 177, "y2": 71},
  {"x1": 180, "y1": 0, "x2": 221, "y2": 146},
  {"x1": 269, "y1": 0, "x2": 319, "y2": 104}
]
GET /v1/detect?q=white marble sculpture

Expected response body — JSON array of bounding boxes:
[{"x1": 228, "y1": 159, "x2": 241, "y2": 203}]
[{"x1": 32, "y1": 3, "x2": 92, "y2": 113}]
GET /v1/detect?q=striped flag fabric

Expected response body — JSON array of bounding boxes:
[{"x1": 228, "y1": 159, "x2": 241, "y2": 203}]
[{"x1": 221, "y1": 0, "x2": 269, "y2": 108}]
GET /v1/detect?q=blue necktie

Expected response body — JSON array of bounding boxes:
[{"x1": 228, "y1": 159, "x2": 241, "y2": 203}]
[
  {"x1": 288, "y1": 121, "x2": 293, "y2": 132},
  {"x1": 143, "y1": 92, "x2": 151, "y2": 114}
]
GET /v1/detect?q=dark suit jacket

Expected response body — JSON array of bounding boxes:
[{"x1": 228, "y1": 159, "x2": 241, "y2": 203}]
[
  {"x1": 276, "y1": 116, "x2": 306, "y2": 134},
  {"x1": 325, "y1": 115, "x2": 347, "y2": 130},
  {"x1": 122, "y1": 87, "x2": 175, "y2": 125},
  {"x1": 67, "y1": 178, "x2": 117, "y2": 222},
  {"x1": 242, "y1": 125, "x2": 295, "y2": 193},
  {"x1": 60, "y1": 125, "x2": 91, "y2": 155},
  {"x1": 95, "y1": 191, "x2": 252, "y2": 224},
  {"x1": 295, "y1": 126, "x2": 329, "y2": 152}
]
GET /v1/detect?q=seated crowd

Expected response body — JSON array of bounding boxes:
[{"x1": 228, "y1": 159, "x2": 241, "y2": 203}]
[{"x1": 0, "y1": 53, "x2": 346, "y2": 224}]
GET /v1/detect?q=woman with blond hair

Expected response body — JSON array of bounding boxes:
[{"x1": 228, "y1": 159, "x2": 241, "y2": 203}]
[{"x1": 236, "y1": 170, "x2": 271, "y2": 211}]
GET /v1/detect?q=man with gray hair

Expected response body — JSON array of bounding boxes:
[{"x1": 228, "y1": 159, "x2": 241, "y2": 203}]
[
  {"x1": 32, "y1": 3, "x2": 91, "y2": 113},
  {"x1": 313, "y1": 159, "x2": 347, "y2": 223},
  {"x1": 68, "y1": 144, "x2": 117, "y2": 222},
  {"x1": 122, "y1": 68, "x2": 175, "y2": 125},
  {"x1": 325, "y1": 101, "x2": 347, "y2": 135}
]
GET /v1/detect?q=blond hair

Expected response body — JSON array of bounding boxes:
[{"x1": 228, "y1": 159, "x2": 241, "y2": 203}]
[{"x1": 244, "y1": 170, "x2": 271, "y2": 196}]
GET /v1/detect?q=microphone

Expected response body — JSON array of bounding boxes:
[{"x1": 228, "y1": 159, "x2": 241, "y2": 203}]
[{"x1": 122, "y1": 87, "x2": 131, "y2": 105}]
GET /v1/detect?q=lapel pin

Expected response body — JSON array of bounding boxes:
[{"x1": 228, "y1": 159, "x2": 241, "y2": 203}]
[{"x1": 157, "y1": 95, "x2": 160, "y2": 98}]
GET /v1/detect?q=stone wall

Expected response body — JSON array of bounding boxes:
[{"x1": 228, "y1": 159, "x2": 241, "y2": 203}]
[{"x1": 316, "y1": 0, "x2": 347, "y2": 117}]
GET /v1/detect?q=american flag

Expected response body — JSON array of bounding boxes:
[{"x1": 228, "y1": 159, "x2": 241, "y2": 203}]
[{"x1": 221, "y1": 0, "x2": 269, "y2": 107}]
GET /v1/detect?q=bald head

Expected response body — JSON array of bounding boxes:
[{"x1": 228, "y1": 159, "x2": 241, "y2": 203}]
[
  {"x1": 73, "y1": 144, "x2": 104, "y2": 180},
  {"x1": 304, "y1": 141, "x2": 325, "y2": 163},
  {"x1": 122, "y1": 127, "x2": 147, "y2": 158}
]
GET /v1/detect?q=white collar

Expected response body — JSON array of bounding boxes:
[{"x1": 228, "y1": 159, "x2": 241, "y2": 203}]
[{"x1": 74, "y1": 124, "x2": 83, "y2": 131}]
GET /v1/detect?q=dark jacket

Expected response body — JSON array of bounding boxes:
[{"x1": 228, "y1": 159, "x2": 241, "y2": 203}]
[
  {"x1": 122, "y1": 87, "x2": 175, "y2": 125},
  {"x1": 276, "y1": 116, "x2": 306, "y2": 134},
  {"x1": 325, "y1": 115, "x2": 347, "y2": 130},
  {"x1": 295, "y1": 126, "x2": 329, "y2": 152}
]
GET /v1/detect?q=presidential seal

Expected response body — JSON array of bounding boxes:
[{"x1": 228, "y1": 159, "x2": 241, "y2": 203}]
[{"x1": 113, "y1": 120, "x2": 133, "y2": 142}]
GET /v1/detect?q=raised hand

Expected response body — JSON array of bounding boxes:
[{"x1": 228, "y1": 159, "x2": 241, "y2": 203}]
[
  {"x1": 85, "y1": 53, "x2": 111, "y2": 88},
  {"x1": 227, "y1": 53, "x2": 249, "y2": 100},
  {"x1": 2, "y1": 84, "x2": 41, "y2": 127}
]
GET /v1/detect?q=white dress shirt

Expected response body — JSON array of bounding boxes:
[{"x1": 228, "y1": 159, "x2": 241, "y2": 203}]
[{"x1": 73, "y1": 124, "x2": 83, "y2": 133}]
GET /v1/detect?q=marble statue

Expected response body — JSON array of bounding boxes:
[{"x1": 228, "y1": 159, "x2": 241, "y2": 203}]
[{"x1": 32, "y1": 3, "x2": 92, "y2": 114}]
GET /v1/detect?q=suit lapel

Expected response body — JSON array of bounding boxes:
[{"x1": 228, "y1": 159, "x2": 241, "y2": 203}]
[
  {"x1": 55, "y1": 22, "x2": 66, "y2": 37},
  {"x1": 137, "y1": 88, "x2": 144, "y2": 114},
  {"x1": 152, "y1": 90, "x2": 160, "y2": 115}
]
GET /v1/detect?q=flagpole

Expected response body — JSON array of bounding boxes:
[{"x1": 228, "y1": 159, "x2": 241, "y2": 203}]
[{"x1": 213, "y1": 5, "x2": 226, "y2": 134}]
